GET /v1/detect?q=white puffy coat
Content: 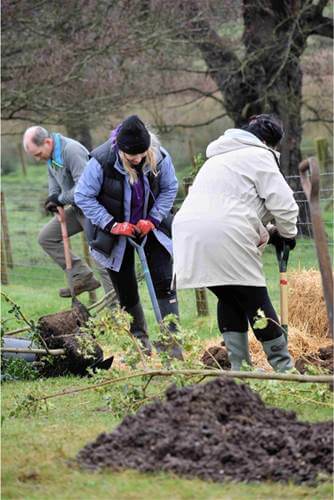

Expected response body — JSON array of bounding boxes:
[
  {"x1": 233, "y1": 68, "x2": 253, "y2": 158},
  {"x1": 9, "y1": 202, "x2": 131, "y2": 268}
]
[{"x1": 172, "y1": 129, "x2": 299, "y2": 289}]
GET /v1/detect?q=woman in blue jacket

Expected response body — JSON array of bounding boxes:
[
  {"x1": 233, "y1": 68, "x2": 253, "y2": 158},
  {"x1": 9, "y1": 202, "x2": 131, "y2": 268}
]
[{"x1": 75, "y1": 115, "x2": 182, "y2": 359}]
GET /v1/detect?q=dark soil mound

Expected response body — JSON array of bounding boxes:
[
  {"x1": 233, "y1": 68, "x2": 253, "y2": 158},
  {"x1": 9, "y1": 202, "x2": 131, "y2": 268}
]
[
  {"x1": 77, "y1": 377, "x2": 333, "y2": 484},
  {"x1": 296, "y1": 345, "x2": 333, "y2": 374},
  {"x1": 38, "y1": 301, "x2": 90, "y2": 338},
  {"x1": 37, "y1": 302, "x2": 113, "y2": 376},
  {"x1": 201, "y1": 345, "x2": 231, "y2": 369}
]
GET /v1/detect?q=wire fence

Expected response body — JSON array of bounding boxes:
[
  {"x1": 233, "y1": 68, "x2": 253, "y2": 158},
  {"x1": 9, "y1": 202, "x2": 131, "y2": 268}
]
[{"x1": 1, "y1": 157, "x2": 333, "y2": 298}]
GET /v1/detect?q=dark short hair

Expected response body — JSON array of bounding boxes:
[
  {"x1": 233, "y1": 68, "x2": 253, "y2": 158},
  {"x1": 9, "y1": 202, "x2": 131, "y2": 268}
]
[{"x1": 243, "y1": 114, "x2": 284, "y2": 148}]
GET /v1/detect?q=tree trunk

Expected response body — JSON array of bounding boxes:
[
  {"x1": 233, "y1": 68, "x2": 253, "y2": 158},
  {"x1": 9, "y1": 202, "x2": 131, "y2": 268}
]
[
  {"x1": 65, "y1": 121, "x2": 93, "y2": 151},
  {"x1": 225, "y1": 0, "x2": 310, "y2": 234}
]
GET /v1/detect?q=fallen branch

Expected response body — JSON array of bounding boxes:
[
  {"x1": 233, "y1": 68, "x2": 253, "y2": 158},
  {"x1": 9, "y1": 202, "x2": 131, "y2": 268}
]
[
  {"x1": 2, "y1": 326, "x2": 30, "y2": 336},
  {"x1": 1, "y1": 292, "x2": 52, "y2": 354},
  {"x1": 1, "y1": 347, "x2": 65, "y2": 356},
  {"x1": 2, "y1": 291, "x2": 117, "y2": 337},
  {"x1": 88, "y1": 290, "x2": 116, "y2": 312},
  {"x1": 33, "y1": 369, "x2": 334, "y2": 403}
]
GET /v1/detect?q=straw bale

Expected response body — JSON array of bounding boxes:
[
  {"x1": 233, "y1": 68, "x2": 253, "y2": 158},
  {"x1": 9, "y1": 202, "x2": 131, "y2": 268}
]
[
  {"x1": 288, "y1": 269, "x2": 330, "y2": 338},
  {"x1": 203, "y1": 327, "x2": 333, "y2": 372}
]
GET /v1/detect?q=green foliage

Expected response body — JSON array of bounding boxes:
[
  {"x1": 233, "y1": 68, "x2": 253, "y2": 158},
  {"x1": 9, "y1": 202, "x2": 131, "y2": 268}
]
[
  {"x1": 75, "y1": 334, "x2": 98, "y2": 361},
  {"x1": 248, "y1": 373, "x2": 333, "y2": 412},
  {"x1": 253, "y1": 308, "x2": 269, "y2": 330},
  {"x1": 1, "y1": 358, "x2": 39, "y2": 382},
  {"x1": 190, "y1": 152, "x2": 205, "y2": 177},
  {"x1": 9, "y1": 385, "x2": 52, "y2": 417},
  {"x1": 103, "y1": 383, "x2": 148, "y2": 418}
]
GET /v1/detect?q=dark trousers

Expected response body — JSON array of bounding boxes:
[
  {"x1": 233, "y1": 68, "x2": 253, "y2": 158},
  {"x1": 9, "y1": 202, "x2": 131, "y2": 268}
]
[
  {"x1": 209, "y1": 285, "x2": 282, "y2": 342},
  {"x1": 107, "y1": 233, "x2": 175, "y2": 310}
]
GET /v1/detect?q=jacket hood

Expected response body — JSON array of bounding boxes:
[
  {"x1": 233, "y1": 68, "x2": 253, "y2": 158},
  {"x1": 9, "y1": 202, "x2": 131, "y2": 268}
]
[{"x1": 206, "y1": 128, "x2": 278, "y2": 158}]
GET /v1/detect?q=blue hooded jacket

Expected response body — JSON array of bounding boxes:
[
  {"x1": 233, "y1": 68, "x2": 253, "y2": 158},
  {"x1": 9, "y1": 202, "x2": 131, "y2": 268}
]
[{"x1": 74, "y1": 141, "x2": 178, "y2": 271}]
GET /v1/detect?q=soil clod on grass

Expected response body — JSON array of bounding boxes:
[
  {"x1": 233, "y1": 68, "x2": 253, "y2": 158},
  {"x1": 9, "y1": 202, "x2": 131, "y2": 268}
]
[
  {"x1": 295, "y1": 345, "x2": 334, "y2": 374},
  {"x1": 77, "y1": 377, "x2": 333, "y2": 484},
  {"x1": 201, "y1": 345, "x2": 231, "y2": 369}
]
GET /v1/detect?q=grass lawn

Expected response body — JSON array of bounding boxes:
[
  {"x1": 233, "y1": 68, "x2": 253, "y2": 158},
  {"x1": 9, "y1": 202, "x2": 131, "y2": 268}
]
[
  {"x1": 2, "y1": 375, "x2": 333, "y2": 500},
  {"x1": 1, "y1": 165, "x2": 333, "y2": 499}
]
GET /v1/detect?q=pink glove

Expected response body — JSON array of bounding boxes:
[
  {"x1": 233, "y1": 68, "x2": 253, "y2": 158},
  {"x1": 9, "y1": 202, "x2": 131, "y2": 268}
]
[
  {"x1": 111, "y1": 222, "x2": 137, "y2": 236},
  {"x1": 136, "y1": 219, "x2": 155, "y2": 236}
]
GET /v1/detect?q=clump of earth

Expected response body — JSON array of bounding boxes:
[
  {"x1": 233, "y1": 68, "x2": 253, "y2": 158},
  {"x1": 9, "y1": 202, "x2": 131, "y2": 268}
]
[
  {"x1": 37, "y1": 301, "x2": 113, "y2": 376},
  {"x1": 295, "y1": 345, "x2": 333, "y2": 374},
  {"x1": 201, "y1": 344, "x2": 230, "y2": 369},
  {"x1": 77, "y1": 377, "x2": 333, "y2": 484}
]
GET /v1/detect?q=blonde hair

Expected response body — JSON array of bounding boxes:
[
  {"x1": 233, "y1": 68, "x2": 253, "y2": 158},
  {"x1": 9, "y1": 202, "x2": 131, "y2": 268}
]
[{"x1": 119, "y1": 132, "x2": 160, "y2": 184}]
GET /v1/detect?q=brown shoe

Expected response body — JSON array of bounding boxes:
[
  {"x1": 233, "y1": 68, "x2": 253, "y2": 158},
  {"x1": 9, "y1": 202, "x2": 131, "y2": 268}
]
[{"x1": 59, "y1": 276, "x2": 101, "y2": 298}]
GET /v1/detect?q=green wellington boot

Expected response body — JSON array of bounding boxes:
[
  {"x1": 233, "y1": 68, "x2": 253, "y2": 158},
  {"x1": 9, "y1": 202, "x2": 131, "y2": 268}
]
[
  {"x1": 222, "y1": 331, "x2": 252, "y2": 371},
  {"x1": 261, "y1": 334, "x2": 294, "y2": 372}
]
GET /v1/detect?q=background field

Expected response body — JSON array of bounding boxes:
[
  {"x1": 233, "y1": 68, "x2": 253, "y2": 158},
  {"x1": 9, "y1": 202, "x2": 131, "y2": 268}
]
[{"x1": 1, "y1": 157, "x2": 333, "y2": 499}]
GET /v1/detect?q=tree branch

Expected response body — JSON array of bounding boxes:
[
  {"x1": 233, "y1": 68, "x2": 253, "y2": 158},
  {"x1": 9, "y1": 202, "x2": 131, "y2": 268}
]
[
  {"x1": 309, "y1": 16, "x2": 333, "y2": 37},
  {"x1": 33, "y1": 369, "x2": 334, "y2": 403},
  {"x1": 166, "y1": 112, "x2": 228, "y2": 130}
]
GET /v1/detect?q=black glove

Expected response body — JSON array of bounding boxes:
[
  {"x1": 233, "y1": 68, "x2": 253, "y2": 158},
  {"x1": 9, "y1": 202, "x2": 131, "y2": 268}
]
[
  {"x1": 44, "y1": 194, "x2": 64, "y2": 213},
  {"x1": 268, "y1": 228, "x2": 296, "y2": 251}
]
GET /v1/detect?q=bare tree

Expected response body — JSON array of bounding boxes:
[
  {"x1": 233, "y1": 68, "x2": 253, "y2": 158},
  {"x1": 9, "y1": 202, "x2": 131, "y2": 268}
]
[
  {"x1": 1, "y1": 0, "x2": 162, "y2": 145},
  {"x1": 134, "y1": 0, "x2": 332, "y2": 233}
]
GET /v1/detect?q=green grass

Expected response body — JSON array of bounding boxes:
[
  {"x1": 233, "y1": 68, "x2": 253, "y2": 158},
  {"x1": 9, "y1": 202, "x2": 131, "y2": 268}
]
[
  {"x1": 1, "y1": 164, "x2": 333, "y2": 499},
  {"x1": 2, "y1": 377, "x2": 333, "y2": 500}
]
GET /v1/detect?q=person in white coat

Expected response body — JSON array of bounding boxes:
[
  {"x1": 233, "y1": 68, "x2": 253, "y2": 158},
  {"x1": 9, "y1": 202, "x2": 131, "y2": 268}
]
[{"x1": 172, "y1": 114, "x2": 298, "y2": 372}]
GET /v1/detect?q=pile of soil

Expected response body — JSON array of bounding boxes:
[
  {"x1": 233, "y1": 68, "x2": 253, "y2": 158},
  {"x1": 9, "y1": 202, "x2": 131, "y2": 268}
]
[
  {"x1": 295, "y1": 345, "x2": 333, "y2": 374},
  {"x1": 77, "y1": 377, "x2": 333, "y2": 484}
]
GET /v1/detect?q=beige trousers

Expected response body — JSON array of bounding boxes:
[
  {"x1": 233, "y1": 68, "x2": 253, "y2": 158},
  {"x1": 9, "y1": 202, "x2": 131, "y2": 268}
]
[{"x1": 38, "y1": 206, "x2": 115, "y2": 300}]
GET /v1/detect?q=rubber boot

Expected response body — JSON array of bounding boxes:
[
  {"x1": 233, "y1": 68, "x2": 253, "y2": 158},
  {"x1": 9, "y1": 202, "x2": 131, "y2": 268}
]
[
  {"x1": 261, "y1": 334, "x2": 293, "y2": 372},
  {"x1": 222, "y1": 331, "x2": 252, "y2": 371},
  {"x1": 127, "y1": 302, "x2": 152, "y2": 356},
  {"x1": 154, "y1": 297, "x2": 184, "y2": 361}
]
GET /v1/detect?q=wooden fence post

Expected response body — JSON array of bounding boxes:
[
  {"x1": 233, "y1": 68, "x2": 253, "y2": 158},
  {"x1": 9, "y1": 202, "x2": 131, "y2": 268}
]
[
  {"x1": 188, "y1": 139, "x2": 196, "y2": 170},
  {"x1": 1, "y1": 234, "x2": 8, "y2": 285},
  {"x1": 314, "y1": 137, "x2": 330, "y2": 171},
  {"x1": 17, "y1": 143, "x2": 27, "y2": 177},
  {"x1": 1, "y1": 191, "x2": 13, "y2": 268},
  {"x1": 182, "y1": 178, "x2": 209, "y2": 317},
  {"x1": 81, "y1": 233, "x2": 97, "y2": 304}
]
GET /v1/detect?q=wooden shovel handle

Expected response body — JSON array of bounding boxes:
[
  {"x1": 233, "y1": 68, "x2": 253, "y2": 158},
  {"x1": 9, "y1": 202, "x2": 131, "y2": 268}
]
[
  {"x1": 299, "y1": 157, "x2": 320, "y2": 206},
  {"x1": 56, "y1": 207, "x2": 72, "y2": 271},
  {"x1": 299, "y1": 157, "x2": 333, "y2": 338},
  {"x1": 280, "y1": 271, "x2": 289, "y2": 328}
]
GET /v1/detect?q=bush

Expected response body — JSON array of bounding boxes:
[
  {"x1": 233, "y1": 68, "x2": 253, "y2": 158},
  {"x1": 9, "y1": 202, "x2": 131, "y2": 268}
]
[{"x1": 1, "y1": 144, "x2": 19, "y2": 175}]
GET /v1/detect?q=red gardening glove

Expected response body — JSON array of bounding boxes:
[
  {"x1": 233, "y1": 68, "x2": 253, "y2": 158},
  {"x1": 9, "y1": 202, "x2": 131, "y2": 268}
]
[
  {"x1": 136, "y1": 219, "x2": 155, "y2": 236},
  {"x1": 111, "y1": 222, "x2": 137, "y2": 236}
]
